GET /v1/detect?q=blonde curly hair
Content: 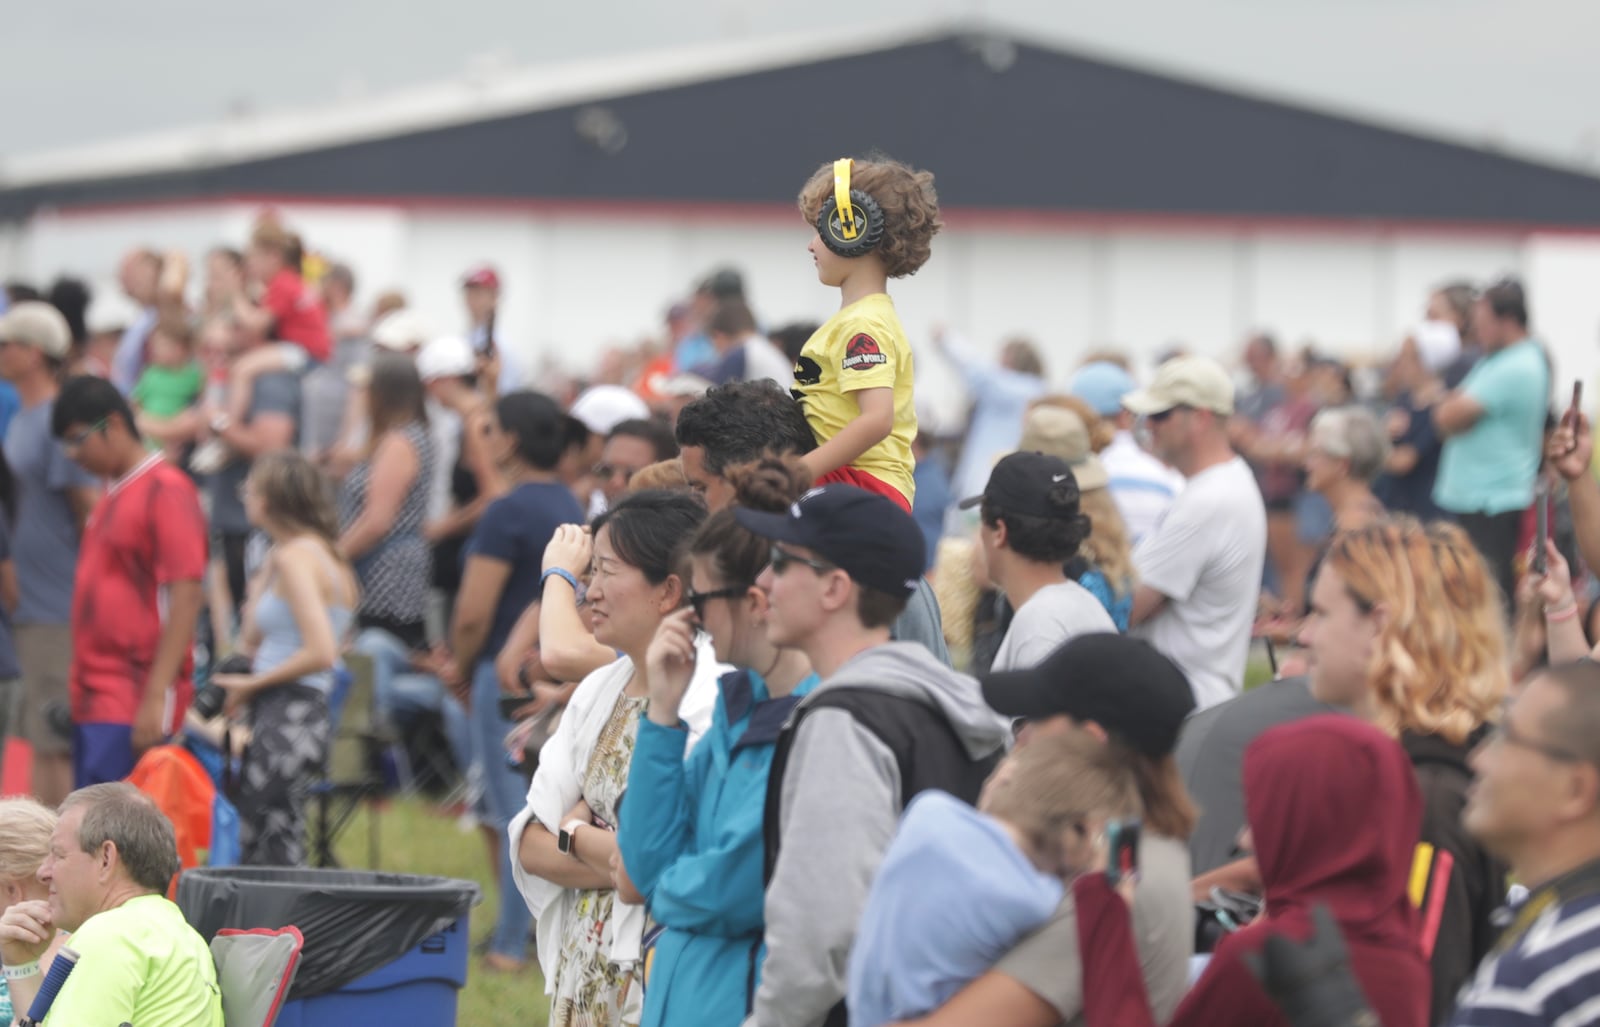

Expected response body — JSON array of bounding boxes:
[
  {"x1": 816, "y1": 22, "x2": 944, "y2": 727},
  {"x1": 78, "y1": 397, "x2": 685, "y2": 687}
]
[
  {"x1": 1323, "y1": 518, "x2": 1507, "y2": 746},
  {"x1": 797, "y1": 157, "x2": 943, "y2": 278},
  {"x1": 1079, "y1": 489, "x2": 1137, "y2": 598}
]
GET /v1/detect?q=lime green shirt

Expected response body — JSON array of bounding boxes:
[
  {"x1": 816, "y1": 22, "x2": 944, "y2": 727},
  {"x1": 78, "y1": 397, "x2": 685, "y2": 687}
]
[{"x1": 44, "y1": 893, "x2": 223, "y2": 1027}]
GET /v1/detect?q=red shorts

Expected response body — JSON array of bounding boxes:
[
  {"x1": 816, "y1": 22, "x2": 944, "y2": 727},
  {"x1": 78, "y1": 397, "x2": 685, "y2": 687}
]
[{"x1": 816, "y1": 467, "x2": 911, "y2": 513}]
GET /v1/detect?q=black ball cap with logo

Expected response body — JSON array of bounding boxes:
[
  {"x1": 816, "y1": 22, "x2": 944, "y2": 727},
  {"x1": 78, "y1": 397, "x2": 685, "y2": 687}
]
[{"x1": 734, "y1": 485, "x2": 924, "y2": 600}]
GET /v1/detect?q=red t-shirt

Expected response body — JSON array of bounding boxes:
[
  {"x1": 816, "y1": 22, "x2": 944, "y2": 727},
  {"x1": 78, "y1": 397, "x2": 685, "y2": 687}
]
[
  {"x1": 262, "y1": 268, "x2": 331, "y2": 363},
  {"x1": 70, "y1": 457, "x2": 208, "y2": 728}
]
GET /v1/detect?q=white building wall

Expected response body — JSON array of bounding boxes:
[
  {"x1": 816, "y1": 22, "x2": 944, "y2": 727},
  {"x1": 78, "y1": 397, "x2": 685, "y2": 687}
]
[{"x1": 6, "y1": 200, "x2": 1590, "y2": 397}]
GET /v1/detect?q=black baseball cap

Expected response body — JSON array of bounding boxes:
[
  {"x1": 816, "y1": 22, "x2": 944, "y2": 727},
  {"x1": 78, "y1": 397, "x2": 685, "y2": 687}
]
[
  {"x1": 982, "y1": 633, "x2": 1196, "y2": 757},
  {"x1": 734, "y1": 485, "x2": 924, "y2": 599},
  {"x1": 958, "y1": 451, "x2": 1078, "y2": 517}
]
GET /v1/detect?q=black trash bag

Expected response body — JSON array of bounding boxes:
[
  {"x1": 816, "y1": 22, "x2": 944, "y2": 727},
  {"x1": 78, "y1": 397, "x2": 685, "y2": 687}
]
[{"x1": 176, "y1": 867, "x2": 481, "y2": 999}]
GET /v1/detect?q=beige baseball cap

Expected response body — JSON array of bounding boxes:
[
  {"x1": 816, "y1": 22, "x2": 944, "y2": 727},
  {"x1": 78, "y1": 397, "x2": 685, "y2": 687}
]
[
  {"x1": 1016, "y1": 405, "x2": 1109, "y2": 492},
  {"x1": 1121, "y1": 355, "x2": 1235, "y2": 417},
  {"x1": 0, "y1": 302, "x2": 71, "y2": 360}
]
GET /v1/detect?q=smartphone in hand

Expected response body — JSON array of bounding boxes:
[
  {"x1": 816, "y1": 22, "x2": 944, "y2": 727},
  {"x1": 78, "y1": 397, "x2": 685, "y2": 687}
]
[{"x1": 1105, "y1": 818, "x2": 1142, "y2": 887}]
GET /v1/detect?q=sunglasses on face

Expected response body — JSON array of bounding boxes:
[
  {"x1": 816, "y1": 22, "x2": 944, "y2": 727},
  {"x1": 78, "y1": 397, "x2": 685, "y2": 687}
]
[
  {"x1": 768, "y1": 544, "x2": 833, "y2": 577},
  {"x1": 687, "y1": 584, "x2": 749, "y2": 620},
  {"x1": 1147, "y1": 405, "x2": 1190, "y2": 424}
]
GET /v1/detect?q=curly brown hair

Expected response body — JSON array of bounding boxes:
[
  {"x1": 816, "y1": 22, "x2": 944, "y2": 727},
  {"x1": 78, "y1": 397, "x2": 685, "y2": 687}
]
[{"x1": 797, "y1": 157, "x2": 943, "y2": 278}]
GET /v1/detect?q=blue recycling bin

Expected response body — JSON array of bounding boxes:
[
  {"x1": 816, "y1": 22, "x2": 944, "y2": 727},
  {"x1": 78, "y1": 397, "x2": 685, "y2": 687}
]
[
  {"x1": 177, "y1": 867, "x2": 480, "y2": 1027},
  {"x1": 273, "y1": 917, "x2": 470, "y2": 1027}
]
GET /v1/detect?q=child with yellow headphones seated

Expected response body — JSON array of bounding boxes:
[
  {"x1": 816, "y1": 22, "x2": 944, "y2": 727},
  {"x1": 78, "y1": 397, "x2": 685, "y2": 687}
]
[{"x1": 792, "y1": 156, "x2": 942, "y2": 513}]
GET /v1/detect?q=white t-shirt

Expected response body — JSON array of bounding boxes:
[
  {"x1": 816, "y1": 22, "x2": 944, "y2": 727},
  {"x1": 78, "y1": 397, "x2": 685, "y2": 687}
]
[
  {"x1": 1102, "y1": 431, "x2": 1186, "y2": 545},
  {"x1": 1133, "y1": 456, "x2": 1265, "y2": 709},
  {"x1": 743, "y1": 335, "x2": 795, "y2": 390},
  {"x1": 992, "y1": 580, "x2": 1117, "y2": 672}
]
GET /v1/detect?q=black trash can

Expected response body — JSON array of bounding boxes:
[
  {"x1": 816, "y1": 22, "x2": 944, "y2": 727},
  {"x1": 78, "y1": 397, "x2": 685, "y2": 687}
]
[{"x1": 177, "y1": 867, "x2": 481, "y2": 1023}]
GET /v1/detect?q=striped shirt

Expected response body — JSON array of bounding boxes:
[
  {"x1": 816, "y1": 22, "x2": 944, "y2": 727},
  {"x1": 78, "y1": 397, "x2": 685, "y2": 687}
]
[{"x1": 1448, "y1": 881, "x2": 1600, "y2": 1026}]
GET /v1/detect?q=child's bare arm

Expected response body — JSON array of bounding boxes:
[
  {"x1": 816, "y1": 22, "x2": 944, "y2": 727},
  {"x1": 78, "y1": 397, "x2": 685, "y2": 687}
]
[{"x1": 800, "y1": 386, "x2": 894, "y2": 480}]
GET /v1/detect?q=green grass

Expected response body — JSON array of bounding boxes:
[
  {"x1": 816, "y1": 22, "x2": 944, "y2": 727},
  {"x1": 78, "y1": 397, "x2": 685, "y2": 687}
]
[{"x1": 333, "y1": 798, "x2": 549, "y2": 1027}]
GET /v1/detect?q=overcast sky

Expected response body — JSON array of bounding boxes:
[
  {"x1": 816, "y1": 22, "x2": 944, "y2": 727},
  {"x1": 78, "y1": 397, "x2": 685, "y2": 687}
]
[{"x1": 6, "y1": 0, "x2": 1600, "y2": 171}]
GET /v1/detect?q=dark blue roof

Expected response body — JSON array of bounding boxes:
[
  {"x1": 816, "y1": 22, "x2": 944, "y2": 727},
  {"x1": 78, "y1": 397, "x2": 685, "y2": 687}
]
[{"x1": 6, "y1": 32, "x2": 1600, "y2": 226}]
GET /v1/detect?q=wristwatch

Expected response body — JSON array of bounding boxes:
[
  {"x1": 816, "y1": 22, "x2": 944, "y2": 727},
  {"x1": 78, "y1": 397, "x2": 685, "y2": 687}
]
[{"x1": 557, "y1": 819, "x2": 587, "y2": 858}]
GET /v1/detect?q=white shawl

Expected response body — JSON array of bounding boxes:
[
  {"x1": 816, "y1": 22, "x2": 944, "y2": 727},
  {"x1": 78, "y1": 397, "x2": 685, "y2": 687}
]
[{"x1": 508, "y1": 637, "x2": 725, "y2": 994}]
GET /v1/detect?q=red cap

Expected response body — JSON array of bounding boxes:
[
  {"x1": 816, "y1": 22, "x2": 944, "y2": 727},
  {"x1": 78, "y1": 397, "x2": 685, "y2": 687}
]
[{"x1": 463, "y1": 266, "x2": 501, "y2": 289}]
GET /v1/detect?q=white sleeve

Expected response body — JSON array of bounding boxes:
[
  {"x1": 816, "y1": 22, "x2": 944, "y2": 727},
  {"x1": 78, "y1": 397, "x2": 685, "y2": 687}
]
[{"x1": 1134, "y1": 494, "x2": 1210, "y2": 603}]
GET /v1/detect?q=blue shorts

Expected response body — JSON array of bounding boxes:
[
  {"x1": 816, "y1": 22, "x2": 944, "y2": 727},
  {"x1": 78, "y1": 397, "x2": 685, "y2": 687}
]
[{"x1": 73, "y1": 723, "x2": 135, "y2": 788}]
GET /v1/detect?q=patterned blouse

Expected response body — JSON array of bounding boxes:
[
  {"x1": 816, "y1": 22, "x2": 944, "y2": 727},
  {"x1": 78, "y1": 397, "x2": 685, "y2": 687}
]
[{"x1": 338, "y1": 420, "x2": 435, "y2": 628}]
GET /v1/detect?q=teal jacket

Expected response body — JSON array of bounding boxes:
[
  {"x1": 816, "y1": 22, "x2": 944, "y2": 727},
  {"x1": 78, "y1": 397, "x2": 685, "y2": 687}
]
[{"x1": 618, "y1": 668, "x2": 819, "y2": 1027}]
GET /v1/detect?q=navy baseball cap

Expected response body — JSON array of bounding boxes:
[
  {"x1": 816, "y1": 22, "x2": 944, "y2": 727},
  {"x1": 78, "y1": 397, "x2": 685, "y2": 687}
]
[
  {"x1": 734, "y1": 485, "x2": 924, "y2": 599},
  {"x1": 982, "y1": 633, "x2": 1196, "y2": 757}
]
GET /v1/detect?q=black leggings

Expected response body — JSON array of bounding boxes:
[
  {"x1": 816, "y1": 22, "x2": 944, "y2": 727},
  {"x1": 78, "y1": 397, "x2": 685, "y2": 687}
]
[{"x1": 1456, "y1": 510, "x2": 1522, "y2": 614}]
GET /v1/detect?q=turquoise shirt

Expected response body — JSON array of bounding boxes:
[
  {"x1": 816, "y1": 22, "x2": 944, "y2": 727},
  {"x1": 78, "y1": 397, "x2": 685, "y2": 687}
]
[
  {"x1": 617, "y1": 668, "x2": 820, "y2": 1027},
  {"x1": 1433, "y1": 339, "x2": 1550, "y2": 516}
]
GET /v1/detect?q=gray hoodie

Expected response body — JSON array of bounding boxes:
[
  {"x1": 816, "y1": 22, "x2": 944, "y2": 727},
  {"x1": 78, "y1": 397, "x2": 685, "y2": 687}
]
[{"x1": 746, "y1": 642, "x2": 1012, "y2": 1027}]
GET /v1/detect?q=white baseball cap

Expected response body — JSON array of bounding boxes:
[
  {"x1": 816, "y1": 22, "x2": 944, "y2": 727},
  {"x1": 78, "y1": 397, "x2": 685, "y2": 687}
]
[{"x1": 416, "y1": 336, "x2": 477, "y2": 381}]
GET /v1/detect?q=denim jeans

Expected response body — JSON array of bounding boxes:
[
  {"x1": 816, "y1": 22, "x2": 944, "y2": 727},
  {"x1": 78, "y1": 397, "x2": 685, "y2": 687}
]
[
  {"x1": 472, "y1": 657, "x2": 533, "y2": 960},
  {"x1": 352, "y1": 628, "x2": 473, "y2": 784}
]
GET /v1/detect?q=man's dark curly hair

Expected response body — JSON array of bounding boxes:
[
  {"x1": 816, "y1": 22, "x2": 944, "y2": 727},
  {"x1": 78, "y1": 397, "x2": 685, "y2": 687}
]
[{"x1": 674, "y1": 380, "x2": 817, "y2": 476}]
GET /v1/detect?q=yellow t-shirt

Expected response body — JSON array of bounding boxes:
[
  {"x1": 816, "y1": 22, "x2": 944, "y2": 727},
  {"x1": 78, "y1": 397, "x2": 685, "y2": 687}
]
[{"x1": 791, "y1": 293, "x2": 918, "y2": 505}]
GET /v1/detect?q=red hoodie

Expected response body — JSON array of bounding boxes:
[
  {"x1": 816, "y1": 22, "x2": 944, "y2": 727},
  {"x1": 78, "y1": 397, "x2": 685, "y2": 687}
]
[{"x1": 1077, "y1": 714, "x2": 1431, "y2": 1027}]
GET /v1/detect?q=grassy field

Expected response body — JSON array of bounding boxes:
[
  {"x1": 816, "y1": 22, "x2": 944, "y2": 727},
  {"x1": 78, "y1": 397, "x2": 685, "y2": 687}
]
[{"x1": 333, "y1": 799, "x2": 549, "y2": 1027}]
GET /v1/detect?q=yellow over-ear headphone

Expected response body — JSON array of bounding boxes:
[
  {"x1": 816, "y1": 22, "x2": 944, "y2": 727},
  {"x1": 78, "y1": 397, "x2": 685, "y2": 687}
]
[{"x1": 816, "y1": 158, "x2": 885, "y2": 259}]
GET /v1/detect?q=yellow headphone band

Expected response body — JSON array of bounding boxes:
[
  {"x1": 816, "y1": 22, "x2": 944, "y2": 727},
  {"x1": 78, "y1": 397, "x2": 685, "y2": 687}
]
[{"x1": 832, "y1": 157, "x2": 858, "y2": 240}]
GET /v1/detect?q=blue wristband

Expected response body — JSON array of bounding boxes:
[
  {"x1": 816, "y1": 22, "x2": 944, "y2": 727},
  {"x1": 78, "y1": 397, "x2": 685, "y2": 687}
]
[{"x1": 541, "y1": 568, "x2": 580, "y2": 596}]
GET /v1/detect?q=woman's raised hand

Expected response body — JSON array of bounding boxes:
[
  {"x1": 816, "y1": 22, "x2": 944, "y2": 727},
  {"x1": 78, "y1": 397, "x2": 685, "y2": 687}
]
[{"x1": 644, "y1": 608, "x2": 698, "y2": 728}]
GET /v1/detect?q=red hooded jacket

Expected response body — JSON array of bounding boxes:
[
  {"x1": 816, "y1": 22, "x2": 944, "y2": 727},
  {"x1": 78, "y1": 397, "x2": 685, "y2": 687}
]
[{"x1": 1078, "y1": 714, "x2": 1432, "y2": 1027}]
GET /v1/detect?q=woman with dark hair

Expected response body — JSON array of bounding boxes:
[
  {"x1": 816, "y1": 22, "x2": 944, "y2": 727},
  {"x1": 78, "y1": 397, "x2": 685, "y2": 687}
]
[
  {"x1": 509, "y1": 488, "x2": 723, "y2": 1025},
  {"x1": 213, "y1": 451, "x2": 358, "y2": 865},
  {"x1": 452, "y1": 390, "x2": 586, "y2": 972},
  {"x1": 339, "y1": 352, "x2": 434, "y2": 650},
  {"x1": 613, "y1": 459, "x2": 819, "y2": 1027}
]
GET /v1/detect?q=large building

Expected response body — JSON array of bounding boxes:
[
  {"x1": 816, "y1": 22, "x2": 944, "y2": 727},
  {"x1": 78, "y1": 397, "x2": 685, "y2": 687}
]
[{"x1": 4, "y1": 19, "x2": 1600, "y2": 392}]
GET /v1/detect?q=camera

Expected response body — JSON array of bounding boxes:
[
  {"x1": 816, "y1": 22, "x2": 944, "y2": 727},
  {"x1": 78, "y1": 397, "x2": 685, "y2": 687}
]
[{"x1": 191, "y1": 653, "x2": 254, "y2": 720}]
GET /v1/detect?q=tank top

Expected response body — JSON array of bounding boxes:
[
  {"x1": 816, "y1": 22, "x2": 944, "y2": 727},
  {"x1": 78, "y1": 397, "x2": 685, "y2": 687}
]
[
  {"x1": 251, "y1": 544, "x2": 355, "y2": 694},
  {"x1": 339, "y1": 421, "x2": 435, "y2": 626}
]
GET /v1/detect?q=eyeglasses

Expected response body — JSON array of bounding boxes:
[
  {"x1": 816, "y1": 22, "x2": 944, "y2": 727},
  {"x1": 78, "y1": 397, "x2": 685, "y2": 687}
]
[
  {"x1": 769, "y1": 544, "x2": 833, "y2": 577},
  {"x1": 687, "y1": 584, "x2": 749, "y2": 620},
  {"x1": 1488, "y1": 718, "x2": 1584, "y2": 764},
  {"x1": 61, "y1": 418, "x2": 108, "y2": 448},
  {"x1": 1147, "y1": 406, "x2": 1190, "y2": 424}
]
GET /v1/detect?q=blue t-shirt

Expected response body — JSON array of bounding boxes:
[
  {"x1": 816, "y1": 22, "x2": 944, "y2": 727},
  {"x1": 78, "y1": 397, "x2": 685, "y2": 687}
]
[
  {"x1": 465, "y1": 481, "x2": 584, "y2": 660},
  {"x1": 847, "y1": 791, "x2": 1063, "y2": 1027},
  {"x1": 1434, "y1": 339, "x2": 1550, "y2": 516},
  {"x1": 5, "y1": 399, "x2": 98, "y2": 625},
  {"x1": 210, "y1": 372, "x2": 302, "y2": 534}
]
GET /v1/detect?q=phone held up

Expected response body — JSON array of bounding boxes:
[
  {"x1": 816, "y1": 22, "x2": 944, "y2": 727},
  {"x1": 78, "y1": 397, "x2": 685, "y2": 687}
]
[{"x1": 1105, "y1": 818, "x2": 1142, "y2": 887}]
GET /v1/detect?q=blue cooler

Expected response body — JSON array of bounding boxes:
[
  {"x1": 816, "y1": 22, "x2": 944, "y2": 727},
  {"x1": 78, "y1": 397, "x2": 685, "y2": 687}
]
[{"x1": 274, "y1": 918, "x2": 469, "y2": 1027}]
